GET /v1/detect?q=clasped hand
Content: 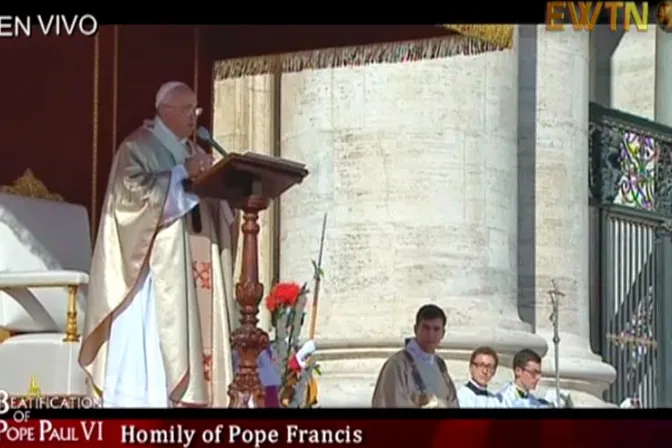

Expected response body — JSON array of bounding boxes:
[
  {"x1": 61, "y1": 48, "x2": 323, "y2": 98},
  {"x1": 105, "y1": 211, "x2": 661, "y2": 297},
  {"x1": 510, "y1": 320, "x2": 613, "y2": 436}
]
[{"x1": 185, "y1": 153, "x2": 214, "y2": 179}]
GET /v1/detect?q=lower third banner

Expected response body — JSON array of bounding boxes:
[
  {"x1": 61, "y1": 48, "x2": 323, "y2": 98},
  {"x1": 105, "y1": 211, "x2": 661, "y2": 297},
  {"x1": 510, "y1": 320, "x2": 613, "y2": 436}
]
[{"x1": 0, "y1": 417, "x2": 669, "y2": 447}]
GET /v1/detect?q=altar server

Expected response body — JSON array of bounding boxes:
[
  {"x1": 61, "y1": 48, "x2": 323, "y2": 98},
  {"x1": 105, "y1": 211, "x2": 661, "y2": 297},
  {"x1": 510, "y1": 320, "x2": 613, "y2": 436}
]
[
  {"x1": 457, "y1": 347, "x2": 504, "y2": 408},
  {"x1": 499, "y1": 349, "x2": 552, "y2": 408}
]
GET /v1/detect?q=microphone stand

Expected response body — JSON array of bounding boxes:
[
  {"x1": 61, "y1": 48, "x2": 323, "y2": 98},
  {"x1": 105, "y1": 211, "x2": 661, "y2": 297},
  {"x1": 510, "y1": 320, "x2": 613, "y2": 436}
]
[
  {"x1": 183, "y1": 139, "x2": 206, "y2": 234},
  {"x1": 547, "y1": 280, "x2": 564, "y2": 407},
  {"x1": 182, "y1": 178, "x2": 202, "y2": 233}
]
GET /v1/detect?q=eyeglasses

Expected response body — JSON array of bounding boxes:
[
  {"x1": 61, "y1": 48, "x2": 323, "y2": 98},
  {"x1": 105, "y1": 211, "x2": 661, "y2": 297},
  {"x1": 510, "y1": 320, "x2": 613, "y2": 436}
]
[
  {"x1": 471, "y1": 362, "x2": 496, "y2": 372},
  {"x1": 164, "y1": 104, "x2": 203, "y2": 117},
  {"x1": 522, "y1": 367, "x2": 542, "y2": 377}
]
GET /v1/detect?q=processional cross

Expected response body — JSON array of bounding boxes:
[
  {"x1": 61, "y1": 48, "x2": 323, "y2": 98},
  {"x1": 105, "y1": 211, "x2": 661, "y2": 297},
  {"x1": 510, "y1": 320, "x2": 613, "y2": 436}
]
[{"x1": 547, "y1": 279, "x2": 564, "y2": 406}]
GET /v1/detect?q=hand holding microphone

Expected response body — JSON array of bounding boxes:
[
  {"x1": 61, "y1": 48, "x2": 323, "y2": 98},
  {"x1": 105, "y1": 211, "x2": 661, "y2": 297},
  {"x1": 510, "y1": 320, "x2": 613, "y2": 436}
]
[
  {"x1": 182, "y1": 126, "x2": 224, "y2": 235},
  {"x1": 185, "y1": 152, "x2": 213, "y2": 179},
  {"x1": 183, "y1": 126, "x2": 227, "y2": 180}
]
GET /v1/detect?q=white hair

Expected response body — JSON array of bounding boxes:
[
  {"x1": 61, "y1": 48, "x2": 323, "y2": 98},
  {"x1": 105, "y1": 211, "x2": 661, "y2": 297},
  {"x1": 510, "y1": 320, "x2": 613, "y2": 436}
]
[{"x1": 155, "y1": 81, "x2": 189, "y2": 108}]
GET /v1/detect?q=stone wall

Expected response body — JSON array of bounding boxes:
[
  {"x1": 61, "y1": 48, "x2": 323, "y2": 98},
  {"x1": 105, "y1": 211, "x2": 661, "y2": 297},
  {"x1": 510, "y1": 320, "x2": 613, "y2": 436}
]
[
  {"x1": 611, "y1": 31, "x2": 655, "y2": 119},
  {"x1": 211, "y1": 28, "x2": 631, "y2": 407},
  {"x1": 259, "y1": 34, "x2": 544, "y2": 406},
  {"x1": 518, "y1": 26, "x2": 616, "y2": 406},
  {"x1": 212, "y1": 74, "x2": 275, "y2": 330}
]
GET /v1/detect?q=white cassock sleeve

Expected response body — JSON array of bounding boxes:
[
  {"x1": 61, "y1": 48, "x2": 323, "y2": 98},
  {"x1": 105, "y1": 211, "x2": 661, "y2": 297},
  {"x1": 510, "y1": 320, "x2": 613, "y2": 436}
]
[
  {"x1": 457, "y1": 386, "x2": 504, "y2": 408},
  {"x1": 498, "y1": 385, "x2": 546, "y2": 408},
  {"x1": 457, "y1": 386, "x2": 476, "y2": 408},
  {"x1": 162, "y1": 164, "x2": 200, "y2": 225},
  {"x1": 497, "y1": 385, "x2": 519, "y2": 408}
]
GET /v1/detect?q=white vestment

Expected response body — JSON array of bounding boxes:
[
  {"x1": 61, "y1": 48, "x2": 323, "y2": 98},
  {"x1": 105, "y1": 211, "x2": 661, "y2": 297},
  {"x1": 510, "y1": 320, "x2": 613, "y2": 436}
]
[
  {"x1": 102, "y1": 118, "x2": 233, "y2": 408},
  {"x1": 498, "y1": 382, "x2": 552, "y2": 408},
  {"x1": 457, "y1": 380, "x2": 504, "y2": 408}
]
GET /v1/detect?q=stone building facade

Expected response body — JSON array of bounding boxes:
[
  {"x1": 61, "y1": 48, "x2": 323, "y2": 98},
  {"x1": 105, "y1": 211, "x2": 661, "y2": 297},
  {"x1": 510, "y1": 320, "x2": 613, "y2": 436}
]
[{"x1": 212, "y1": 25, "x2": 671, "y2": 407}]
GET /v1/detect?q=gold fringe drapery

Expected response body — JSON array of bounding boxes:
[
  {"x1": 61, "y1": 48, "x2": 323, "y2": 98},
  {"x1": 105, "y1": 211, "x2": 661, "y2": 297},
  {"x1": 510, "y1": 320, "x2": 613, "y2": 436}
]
[
  {"x1": 214, "y1": 33, "x2": 511, "y2": 80},
  {"x1": 440, "y1": 25, "x2": 514, "y2": 50}
]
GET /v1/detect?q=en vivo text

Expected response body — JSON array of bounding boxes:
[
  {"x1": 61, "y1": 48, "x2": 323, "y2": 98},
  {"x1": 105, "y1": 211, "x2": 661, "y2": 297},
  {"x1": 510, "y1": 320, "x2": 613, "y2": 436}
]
[{"x1": 0, "y1": 14, "x2": 98, "y2": 38}]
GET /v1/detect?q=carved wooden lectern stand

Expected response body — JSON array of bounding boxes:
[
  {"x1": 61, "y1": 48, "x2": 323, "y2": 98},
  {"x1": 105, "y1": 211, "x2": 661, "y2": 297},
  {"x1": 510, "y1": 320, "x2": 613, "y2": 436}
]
[{"x1": 188, "y1": 152, "x2": 308, "y2": 408}]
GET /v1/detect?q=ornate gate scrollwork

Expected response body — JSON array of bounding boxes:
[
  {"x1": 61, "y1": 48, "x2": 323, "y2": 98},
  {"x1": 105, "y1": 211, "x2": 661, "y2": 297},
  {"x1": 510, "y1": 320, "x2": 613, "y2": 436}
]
[{"x1": 590, "y1": 103, "x2": 672, "y2": 407}]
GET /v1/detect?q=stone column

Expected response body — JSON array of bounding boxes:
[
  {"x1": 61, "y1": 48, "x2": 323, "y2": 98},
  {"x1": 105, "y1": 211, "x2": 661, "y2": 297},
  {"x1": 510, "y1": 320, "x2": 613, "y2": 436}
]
[
  {"x1": 611, "y1": 30, "x2": 655, "y2": 119},
  {"x1": 655, "y1": 28, "x2": 672, "y2": 126},
  {"x1": 212, "y1": 74, "x2": 275, "y2": 331},
  {"x1": 589, "y1": 26, "x2": 625, "y2": 107},
  {"x1": 279, "y1": 29, "x2": 546, "y2": 407},
  {"x1": 517, "y1": 26, "x2": 615, "y2": 407}
]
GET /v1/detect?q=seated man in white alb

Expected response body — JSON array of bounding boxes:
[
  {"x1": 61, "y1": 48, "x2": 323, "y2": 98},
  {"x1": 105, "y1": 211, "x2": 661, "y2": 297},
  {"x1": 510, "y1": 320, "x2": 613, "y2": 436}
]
[
  {"x1": 78, "y1": 81, "x2": 242, "y2": 407},
  {"x1": 498, "y1": 349, "x2": 553, "y2": 408},
  {"x1": 457, "y1": 346, "x2": 504, "y2": 408}
]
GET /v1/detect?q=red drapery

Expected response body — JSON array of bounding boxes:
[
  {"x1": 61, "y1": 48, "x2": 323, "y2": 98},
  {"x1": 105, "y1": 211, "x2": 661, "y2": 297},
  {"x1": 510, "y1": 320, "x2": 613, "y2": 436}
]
[{"x1": 0, "y1": 25, "x2": 448, "y2": 231}]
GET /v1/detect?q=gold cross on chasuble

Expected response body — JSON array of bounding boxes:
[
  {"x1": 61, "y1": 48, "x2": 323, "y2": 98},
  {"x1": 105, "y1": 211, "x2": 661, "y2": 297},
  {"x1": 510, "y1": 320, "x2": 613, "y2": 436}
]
[{"x1": 187, "y1": 198, "x2": 215, "y2": 399}]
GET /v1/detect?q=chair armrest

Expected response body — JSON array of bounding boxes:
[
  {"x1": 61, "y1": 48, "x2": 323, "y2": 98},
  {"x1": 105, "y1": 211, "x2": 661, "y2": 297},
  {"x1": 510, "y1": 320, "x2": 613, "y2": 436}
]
[
  {"x1": 0, "y1": 270, "x2": 88, "y2": 343},
  {"x1": 0, "y1": 270, "x2": 88, "y2": 288}
]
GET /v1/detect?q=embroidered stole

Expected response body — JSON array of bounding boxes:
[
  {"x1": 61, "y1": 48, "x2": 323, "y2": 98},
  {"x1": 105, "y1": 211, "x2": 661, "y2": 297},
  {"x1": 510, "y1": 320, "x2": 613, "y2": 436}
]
[
  {"x1": 184, "y1": 141, "x2": 216, "y2": 405},
  {"x1": 402, "y1": 350, "x2": 451, "y2": 407}
]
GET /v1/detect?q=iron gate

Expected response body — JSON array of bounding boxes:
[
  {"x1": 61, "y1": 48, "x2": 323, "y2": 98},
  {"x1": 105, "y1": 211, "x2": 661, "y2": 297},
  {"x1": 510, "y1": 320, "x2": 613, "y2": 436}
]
[{"x1": 590, "y1": 103, "x2": 672, "y2": 407}]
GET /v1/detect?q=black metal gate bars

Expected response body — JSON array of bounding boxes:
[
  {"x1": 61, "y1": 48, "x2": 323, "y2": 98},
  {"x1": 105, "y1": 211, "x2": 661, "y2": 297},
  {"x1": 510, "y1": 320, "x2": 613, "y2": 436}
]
[{"x1": 590, "y1": 103, "x2": 672, "y2": 407}]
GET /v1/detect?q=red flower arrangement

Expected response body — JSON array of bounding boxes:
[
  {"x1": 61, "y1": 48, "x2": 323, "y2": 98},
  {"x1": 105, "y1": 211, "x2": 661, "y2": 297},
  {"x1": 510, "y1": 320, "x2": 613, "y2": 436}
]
[
  {"x1": 265, "y1": 282, "x2": 303, "y2": 313},
  {"x1": 263, "y1": 279, "x2": 319, "y2": 408}
]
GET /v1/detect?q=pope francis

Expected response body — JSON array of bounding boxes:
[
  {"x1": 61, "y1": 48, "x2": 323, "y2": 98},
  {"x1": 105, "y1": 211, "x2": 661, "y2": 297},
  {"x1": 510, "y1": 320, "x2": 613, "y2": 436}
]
[{"x1": 78, "y1": 81, "x2": 238, "y2": 408}]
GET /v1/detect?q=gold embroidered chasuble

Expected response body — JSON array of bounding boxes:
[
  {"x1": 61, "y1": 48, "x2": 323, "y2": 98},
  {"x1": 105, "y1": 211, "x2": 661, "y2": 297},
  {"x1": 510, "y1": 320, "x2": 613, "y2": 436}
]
[{"x1": 78, "y1": 121, "x2": 238, "y2": 407}]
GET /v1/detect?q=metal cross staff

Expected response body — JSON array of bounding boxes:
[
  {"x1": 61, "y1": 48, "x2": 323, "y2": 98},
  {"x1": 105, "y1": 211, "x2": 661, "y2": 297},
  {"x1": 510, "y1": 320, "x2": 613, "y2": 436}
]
[
  {"x1": 308, "y1": 213, "x2": 327, "y2": 340},
  {"x1": 547, "y1": 279, "x2": 564, "y2": 407},
  {"x1": 304, "y1": 213, "x2": 327, "y2": 407}
]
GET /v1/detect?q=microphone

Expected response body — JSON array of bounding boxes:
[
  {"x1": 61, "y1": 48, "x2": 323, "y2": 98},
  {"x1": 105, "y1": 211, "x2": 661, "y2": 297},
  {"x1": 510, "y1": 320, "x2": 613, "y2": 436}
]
[
  {"x1": 189, "y1": 127, "x2": 225, "y2": 235},
  {"x1": 196, "y1": 126, "x2": 228, "y2": 158}
]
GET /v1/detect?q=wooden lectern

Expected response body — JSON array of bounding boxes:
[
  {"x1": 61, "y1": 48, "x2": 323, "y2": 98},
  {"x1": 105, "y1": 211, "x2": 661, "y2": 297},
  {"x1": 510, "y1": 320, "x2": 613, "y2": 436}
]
[{"x1": 188, "y1": 152, "x2": 308, "y2": 408}]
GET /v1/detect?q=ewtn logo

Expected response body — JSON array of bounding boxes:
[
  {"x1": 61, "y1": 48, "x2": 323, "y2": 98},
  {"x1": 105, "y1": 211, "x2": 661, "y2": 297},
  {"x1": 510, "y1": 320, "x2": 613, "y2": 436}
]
[
  {"x1": 0, "y1": 14, "x2": 99, "y2": 38},
  {"x1": 546, "y1": 1, "x2": 649, "y2": 31}
]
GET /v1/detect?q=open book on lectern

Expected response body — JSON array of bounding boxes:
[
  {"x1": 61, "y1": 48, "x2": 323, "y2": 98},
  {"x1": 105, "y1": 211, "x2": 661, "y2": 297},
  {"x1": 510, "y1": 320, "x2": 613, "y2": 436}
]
[{"x1": 237, "y1": 151, "x2": 307, "y2": 170}]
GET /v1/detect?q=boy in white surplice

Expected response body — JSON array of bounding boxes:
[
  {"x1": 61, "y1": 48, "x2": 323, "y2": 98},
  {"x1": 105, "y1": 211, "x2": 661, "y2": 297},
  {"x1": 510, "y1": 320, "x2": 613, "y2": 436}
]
[
  {"x1": 498, "y1": 349, "x2": 553, "y2": 408},
  {"x1": 457, "y1": 346, "x2": 504, "y2": 408}
]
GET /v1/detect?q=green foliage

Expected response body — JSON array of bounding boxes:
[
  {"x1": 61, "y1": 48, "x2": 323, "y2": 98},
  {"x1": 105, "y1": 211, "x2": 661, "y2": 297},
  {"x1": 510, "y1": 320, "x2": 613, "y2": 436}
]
[{"x1": 267, "y1": 284, "x2": 319, "y2": 408}]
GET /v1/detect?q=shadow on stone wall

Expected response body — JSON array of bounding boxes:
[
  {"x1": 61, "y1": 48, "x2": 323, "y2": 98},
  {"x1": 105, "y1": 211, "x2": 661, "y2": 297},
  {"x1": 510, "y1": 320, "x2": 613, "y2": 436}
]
[{"x1": 517, "y1": 25, "x2": 538, "y2": 329}]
